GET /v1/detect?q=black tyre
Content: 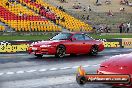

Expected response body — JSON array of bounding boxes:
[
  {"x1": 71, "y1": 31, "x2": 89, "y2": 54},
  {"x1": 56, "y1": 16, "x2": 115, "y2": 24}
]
[
  {"x1": 89, "y1": 45, "x2": 98, "y2": 56},
  {"x1": 34, "y1": 54, "x2": 43, "y2": 57},
  {"x1": 55, "y1": 45, "x2": 66, "y2": 58}
]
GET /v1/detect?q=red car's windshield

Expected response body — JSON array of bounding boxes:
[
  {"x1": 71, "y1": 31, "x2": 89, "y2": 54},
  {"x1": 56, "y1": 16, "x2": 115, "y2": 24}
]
[{"x1": 51, "y1": 33, "x2": 72, "y2": 40}]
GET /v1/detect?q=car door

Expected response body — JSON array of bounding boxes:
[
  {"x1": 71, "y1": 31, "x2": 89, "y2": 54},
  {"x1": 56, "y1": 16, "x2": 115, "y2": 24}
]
[
  {"x1": 83, "y1": 34, "x2": 93, "y2": 53},
  {"x1": 72, "y1": 34, "x2": 86, "y2": 54}
]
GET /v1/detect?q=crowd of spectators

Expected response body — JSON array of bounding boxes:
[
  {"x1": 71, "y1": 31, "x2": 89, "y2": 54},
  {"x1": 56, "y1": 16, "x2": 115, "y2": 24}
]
[
  {"x1": 97, "y1": 24, "x2": 111, "y2": 33},
  {"x1": 120, "y1": 0, "x2": 132, "y2": 6}
]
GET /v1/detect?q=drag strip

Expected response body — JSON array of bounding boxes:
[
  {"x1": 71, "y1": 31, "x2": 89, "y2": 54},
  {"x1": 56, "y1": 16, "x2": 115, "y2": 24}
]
[{"x1": 0, "y1": 48, "x2": 132, "y2": 88}]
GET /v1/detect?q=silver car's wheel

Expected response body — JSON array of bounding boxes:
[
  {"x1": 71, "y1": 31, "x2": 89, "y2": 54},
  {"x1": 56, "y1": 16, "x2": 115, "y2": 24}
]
[{"x1": 55, "y1": 45, "x2": 66, "y2": 58}]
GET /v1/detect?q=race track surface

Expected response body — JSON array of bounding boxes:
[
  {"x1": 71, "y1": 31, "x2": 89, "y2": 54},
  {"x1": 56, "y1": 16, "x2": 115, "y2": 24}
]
[{"x1": 0, "y1": 48, "x2": 132, "y2": 88}]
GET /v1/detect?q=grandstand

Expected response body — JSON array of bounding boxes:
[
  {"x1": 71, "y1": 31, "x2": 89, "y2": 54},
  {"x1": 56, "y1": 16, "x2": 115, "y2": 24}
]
[
  {"x1": 0, "y1": 0, "x2": 92, "y2": 32},
  {"x1": 0, "y1": 0, "x2": 61, "y2": 32}
]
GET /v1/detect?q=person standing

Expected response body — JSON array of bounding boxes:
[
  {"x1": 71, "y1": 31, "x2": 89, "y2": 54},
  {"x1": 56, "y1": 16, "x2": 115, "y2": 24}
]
[
  {"x1": 126, "y1": 22, "x2": 130, "y2": 33},
  {"x1": 96, "y1": 0, "x2": 99, "y2": 4},
  {"x1": 119, "y1": 23, "x2": 123, "y2": 33},
  {"x1": 87, "y1": 5, "x2": 91, "y2": 11}
]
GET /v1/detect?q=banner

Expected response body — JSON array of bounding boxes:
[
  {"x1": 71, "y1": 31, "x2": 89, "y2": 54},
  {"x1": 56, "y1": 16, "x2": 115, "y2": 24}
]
[
  {"x1": 97, "y1": 39, "x2": 122, "y2": 48},
  {"x1": 122, "y1": 38, "x2": 132, "y2": 48},
  {"x1": 0, "y1": 41, "x2": 39, "y2": 53}
]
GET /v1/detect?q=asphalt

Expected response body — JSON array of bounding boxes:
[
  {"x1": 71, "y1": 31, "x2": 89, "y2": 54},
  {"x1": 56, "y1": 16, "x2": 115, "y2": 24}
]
[{"x1": 0, "y1": 48, "x2": 132, "y2": 88}]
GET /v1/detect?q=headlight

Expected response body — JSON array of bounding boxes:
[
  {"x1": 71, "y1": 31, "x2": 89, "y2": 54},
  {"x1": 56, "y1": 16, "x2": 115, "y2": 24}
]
[
  {"x1": 30, "y1": 44, "x2": 33, "y2": 47},
  {"x1": 40, "y1": 45, "x2": 51, "y2": 47}
]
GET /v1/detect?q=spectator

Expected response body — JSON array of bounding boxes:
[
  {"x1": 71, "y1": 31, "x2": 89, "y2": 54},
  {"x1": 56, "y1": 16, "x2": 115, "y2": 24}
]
[
  {"x1": 126, "y1": 22, "x2": 131, "y2": 33},
  {"x1": 105, "y1": 0, "x2": 111, "y2": 4},
  {"x1": 61, "y1": 17, "x2": 65, "y2": 22},
  {"x1": 104, "y1": 25, "x2": 111, "y2": 33},
  {"x1": 107, "y1": 10, "x2": 114, "y2": 16},
  {"x1": 73, "y1": 3, "x2": 81, "y2": 9},
  {"x1": 124, "y1": 0, "x2": 129, "y2": 5},
  {"x1": 122, "y1": 23, "x2": 126, "y2": 32},
  {"x1": 60, "y1": 0, "x2": 66, "y2": 3},
  {"x1": 87, "y1": 5, "x2": 92, "y2": 11},
  {"x1": 86, "y1": 15, "x2": 89, "y2": 20},
  {"x1": 128, "y1": 2, "x2": 132, "y2": 6},
  {"x1": 96, "y1": 0, "x2": 102, "y2": 6},
  {"x1": 96, "y1": 0, "x2": 99, "y2": 4},
  {"x1": 120, "y1": 7, "x2": 125, "y2": 11},
  {"x1": 23, "y1": 14, "x2": 28, "y2": 19},
  {"x1": 119, "y1": 23, "x2": 123, "y2": 33},
  {"x1": 120, "y1": 0, "x2": 126, "y2": 5},
  {"x1": 18, "y1": 11, "x2": 23, "y2": 16},
  {"x1": 30, "y1": 0, "x2": 36, "y2": 2},
  {"x1": 5, "y1": 2, "x2": 9, "y2": 7},
  {"x1": 58, "y1": 6, "x2": 65, "y2": 12},
  {"x1": 82, "y1": 15, "x2": 85, "y2": 20},
  {"x1": 83, "y1": 7, "x2": 86, "y2": 12}
]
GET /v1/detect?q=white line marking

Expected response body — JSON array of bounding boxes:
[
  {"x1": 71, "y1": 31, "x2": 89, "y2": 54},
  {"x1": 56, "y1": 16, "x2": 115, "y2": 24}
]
[
  {"x1": 60, "y1": 67, "x2": 71, "y2": 70},
  {"x1": 82, "y1": 65, "x2": 90, "y2": 67},
  {"x1": 16, "y1": 71, "x2": 24, "y2": 74},
  {"x1": 39, "y1": 69, "x2": 47, "y2": 72},
  {"x1": 0, "y1": 73, "x2": 4, "y2": 76},
  {"x1": 72, "y1": 66, "x2": 79, "y2": 69},
  {"x1": 49, "y1": 68, "x2": 58, "y2": 71},
  {"x1": 92, "y1": 64, "x2": 99, "y2": 66},
  {"x1": 26, "y1": 70, "x2": 37, "y2": 73},
  {"x1": 6, "y1": 72, "x2": 14, "y2": 75},
  {"x1": 1, "y1": 64, "x2": 101, "y2": 76}
]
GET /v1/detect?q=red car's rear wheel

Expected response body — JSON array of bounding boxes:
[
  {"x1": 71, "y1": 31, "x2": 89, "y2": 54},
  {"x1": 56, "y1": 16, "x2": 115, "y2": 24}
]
[
  {"x1": 55, "y1": 45, "x2": 66, "y2": 58},
  {"x1": 89, "y1": 45, "x2": 98, "y2": 56}
]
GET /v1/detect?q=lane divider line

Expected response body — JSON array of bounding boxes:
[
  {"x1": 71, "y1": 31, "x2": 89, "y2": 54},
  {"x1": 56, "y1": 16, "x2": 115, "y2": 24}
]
[
  {"x1": 26, "y1": 70, "x2": 37, "y2": 73},
  {"x1": 0, "y1": 64, "x2": 100, "y2": 76},
  {"x1": 16, "y1": 71, "x2": 24, "y2": 74},
  {"x1": 82, "y1": 65, "x2": 90, "y2": 68},
  {"x1": 0, "y1": 73, "x2": 4, "y2": 76},
  {"x1": 6, "y1": 72, "x2": 15, "y2": 75},
  {"x1": 49, "y1": 68, "x2": 58, "y2": 71},
  {"x1": 39, "y1": 69, "x2": 47, "y2": 72},
  {"x1": 59, "y1": 67, "x2": 71, "y2": 70}
]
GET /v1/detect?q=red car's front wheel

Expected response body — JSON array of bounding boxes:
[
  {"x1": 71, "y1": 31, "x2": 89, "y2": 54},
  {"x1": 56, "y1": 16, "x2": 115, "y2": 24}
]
[{"x1": 55, "y1": 45, "x2": 66, "y2": 58}]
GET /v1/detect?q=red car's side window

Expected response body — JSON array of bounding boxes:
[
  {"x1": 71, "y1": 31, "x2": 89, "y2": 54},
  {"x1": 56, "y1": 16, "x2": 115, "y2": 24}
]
[{"x1": 72, "y1": 34, "x2": 85, "y2": 40}]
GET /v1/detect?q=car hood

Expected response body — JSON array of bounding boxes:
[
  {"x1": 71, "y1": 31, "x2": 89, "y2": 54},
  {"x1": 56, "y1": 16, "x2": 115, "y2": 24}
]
[
  {"x1": 31, "y1": 40, "x2": 64, "y2": 47},
  {"x1": 101, "y1": 53, "x2": 132, "y2": 74}
]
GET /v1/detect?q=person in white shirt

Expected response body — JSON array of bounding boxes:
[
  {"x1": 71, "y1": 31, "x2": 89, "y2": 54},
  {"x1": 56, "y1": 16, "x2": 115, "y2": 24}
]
[{"x1": 126, "y1": 22, "x2": 131, "y2": 33}]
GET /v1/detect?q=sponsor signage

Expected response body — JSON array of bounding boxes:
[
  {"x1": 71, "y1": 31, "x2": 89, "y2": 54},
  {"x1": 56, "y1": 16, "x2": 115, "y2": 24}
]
[
  {"x1": 0, "y1": 41, "x2": 36, "y2": 53},
  {"x1": 122, "y1": 38, "x2": 132, "y2": 48},
  {"x1": 97, "y1": 39, "x2": 122, "y2": 48}
]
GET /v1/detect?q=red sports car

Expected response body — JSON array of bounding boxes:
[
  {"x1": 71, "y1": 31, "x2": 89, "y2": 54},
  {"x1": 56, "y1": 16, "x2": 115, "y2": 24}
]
[
  {"x1": 97, "y1": 53, "x2": 132, "y2": 87},
  {"x1": 28, "y1": 32, "x2": 104, "y2": 58}
]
